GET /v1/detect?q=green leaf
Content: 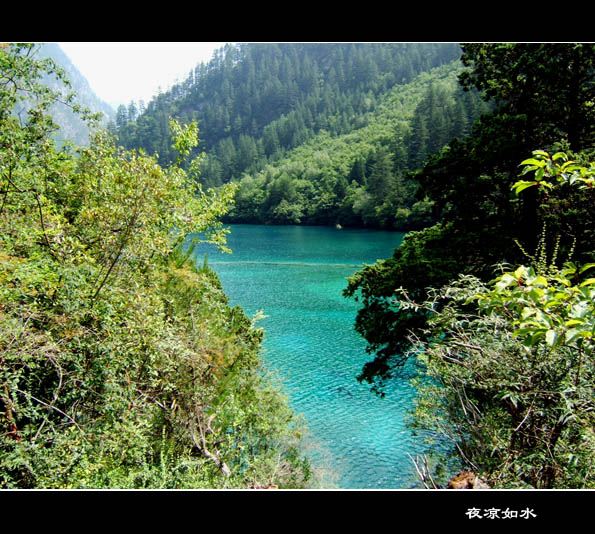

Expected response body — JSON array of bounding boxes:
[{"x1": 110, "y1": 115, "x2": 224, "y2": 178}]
[
  {"x1": 513, "y1": 266, "x2": 529, "y2": 279},
  {"x1": 569, "y1": 302, "x2": 590, "y2": 319},
  {"x1": 533, "y1": 276, "x2": 548, "y2": 286},
  {"x1": 528, "y1": 288, "x2": 544, "y2": 302},
  {"x1": 565, "y1": 319, "x2": 585, "y2": 327},
  {"x1": 564, "y1": 164, "x2": 584, "y2": 172},
  {"x1": 495, "y1": 273, "x2": 516, "y2": 290},
  {"x1": 543, "y1": 299, "x2": 563, "y2": 310},
  {"x1": 545, "y1": 329, "x2": 558, "y2": 347},
  {"x1": 532, "y1": 150, "x2": 549, "y2": 157},
  {"x1": 519, "y1": 165, "x2": 537, "y2": 176},
  {"x1": 523, "y1": 331, "x2": 546, "y2": 347},
  {"x1": 579, "y1": 263, "x2": 595, "y2": 274},
  {"x1": 512, "y1": 180, "x2": 538, "y2": 195},
  {"x1": 539, "y1": 180, "x2": 554, "y2": 190},
  {"x1": 520, "y1": 158, "x2": 544, "y2": 166},
  {"x1": 565, "y1": 328, "x2": 584, "y2": 345}
]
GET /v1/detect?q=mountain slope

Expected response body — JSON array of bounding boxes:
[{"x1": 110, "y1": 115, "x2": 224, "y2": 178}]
[
  {"x1": 34, "y1": 43, "x2": 115, "y2": 146},
  {"x1": 226, "y1": 61, "x2": 490, "y2": 228},
  {"x1": 113, "y1": 43, "x2": 489, "y2": 229}
]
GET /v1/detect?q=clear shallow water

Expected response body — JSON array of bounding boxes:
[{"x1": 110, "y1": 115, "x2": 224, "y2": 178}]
[{"x1": 192, "y1": 224, "x2": 423, "y2": 488}]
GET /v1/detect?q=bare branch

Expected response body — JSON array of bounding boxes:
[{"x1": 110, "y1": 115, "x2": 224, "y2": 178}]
[{"x1": 407, "y1": 453, "x2": 441, "y2": 489}]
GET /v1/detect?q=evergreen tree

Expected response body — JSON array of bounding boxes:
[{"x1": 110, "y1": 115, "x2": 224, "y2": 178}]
[
  {"x1": 366, "y1": 147, "x2": 395, "y2": 203},
  {"x1": 115, "y1": 104, "x2": 128, "y2": 129},
  {"x1": 127, "y1": 100, "x2": 138, "y2": 122}
]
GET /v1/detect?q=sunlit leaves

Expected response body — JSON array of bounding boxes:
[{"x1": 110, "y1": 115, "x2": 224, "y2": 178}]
[
  {"x1": 514, "y1": 150, "x2": 595, "y2": 195},
  {"x1": 414, "y1": 261, "x2": 595, "y2": 487},
  {"x1": 169, "y1": 118, "x2": 199, "y2": 166},
  {"x1": 474, "y1": 261, "x2": 595, "y2": 352},
  {"x1": 409, "y1": 148, "x2": 595, "y2": 488},
  {"x1": 497, "y1": 152, "x2": 595, "y2": 351}
]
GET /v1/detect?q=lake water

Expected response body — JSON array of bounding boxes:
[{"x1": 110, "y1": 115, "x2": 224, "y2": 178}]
[{"x1": 192, "y1": 224, "x2": 423, "y2": 489}]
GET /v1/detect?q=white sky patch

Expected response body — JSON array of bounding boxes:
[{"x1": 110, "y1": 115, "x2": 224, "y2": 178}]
[{"x1": 57, "y1": 42, "x2": 229, "y2": 110}]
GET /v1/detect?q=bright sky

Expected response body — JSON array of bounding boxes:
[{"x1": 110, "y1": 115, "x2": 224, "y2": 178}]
[{"x1": 57, "y1": 42, "x2": 230, "y2": 110}]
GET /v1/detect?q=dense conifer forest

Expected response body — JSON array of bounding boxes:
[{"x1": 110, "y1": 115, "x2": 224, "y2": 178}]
[{"x1": 113, "y1": 43, "x2": 490, "y2": 229}]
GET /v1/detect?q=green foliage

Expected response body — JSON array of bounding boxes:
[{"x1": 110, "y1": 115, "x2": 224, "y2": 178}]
[
  {"x1": 0, "y1": 43, "x2": 310, "y2": 489},
  {"x1": 400, "y1": 153, "x2": 595, "y2": 488},
  {"x1": 514, "y1": 150, "x2": 595, "y2": 195},
  {"x1": 459, "y1": 43, "x2": 595, "y2": 150},
  {"x1": 513, "y1": 149, "x2": 595, "y2": 267},
  {"x1": 346, "y1": 43, "x2": 595, "y2": 393},
  {"x1": 115, "y1": 43, "x2": 462, "y2": 170},
  {"x1": 343, "y1": 222, "x2": 469, "y2": 393},
  {"x1": 111, "y1": 44, "x2": 487, "y2": 230},
  {"x1": 410, "y1": 272, "x2": 595, "y2": 488},
  {"x1": 225, "y1": 61, "x2": 486, "y2": 229}
]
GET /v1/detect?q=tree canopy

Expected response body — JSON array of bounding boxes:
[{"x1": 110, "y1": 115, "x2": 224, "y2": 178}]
[
  {"x1": 113, "y1": 43, "x2": 487, "y2": 230},
  {"x1": 345, "y1": 43, "x2": 595, "y2": 392},
  {"x1": 343, "y1": 42, "x2": 595, "y2": 488}
]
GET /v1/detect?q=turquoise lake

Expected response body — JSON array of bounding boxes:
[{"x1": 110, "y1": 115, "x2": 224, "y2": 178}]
[{"x1": 192, "y1": 224, "x2": 423, "y2": 489}]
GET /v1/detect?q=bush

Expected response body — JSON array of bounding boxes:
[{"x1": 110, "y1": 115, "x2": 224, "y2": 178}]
[{"x1": 408, "y1": 151, "x2": 595, "y2": 488}]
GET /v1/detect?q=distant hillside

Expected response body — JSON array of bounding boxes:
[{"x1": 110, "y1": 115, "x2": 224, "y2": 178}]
[
  {"x1": 113, "y1": 43, "x2": 490, "y2": 229},
  {"x1": 34, "y1": 43, "x2": 115, "y2": 146}
]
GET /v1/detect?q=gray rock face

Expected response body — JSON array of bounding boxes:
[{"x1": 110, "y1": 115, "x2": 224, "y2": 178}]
[{"x1": 32, "y1": 43, "x2": 116, "y2": 146}]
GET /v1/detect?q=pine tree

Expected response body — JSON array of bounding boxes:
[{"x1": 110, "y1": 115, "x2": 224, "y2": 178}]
[
  {"x1": 366, "y1": 147, "x2": 395, "y2": 203},
  {"x1": 115, "y1": 104, "x2": 128, "y2": 129}
]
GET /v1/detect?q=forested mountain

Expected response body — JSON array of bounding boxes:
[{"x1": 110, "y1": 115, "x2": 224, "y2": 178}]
[{"x1": 113, "y1": 43, "x2": 490, "y2": 229}]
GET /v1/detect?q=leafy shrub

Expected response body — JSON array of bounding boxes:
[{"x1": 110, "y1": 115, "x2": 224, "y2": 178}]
[
  {"x1": 1, "y1": 43, "x2": 310, "y2": 489},
  {"x1": 409, "y1": 152, "x2": 595, "y2": 488}
]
